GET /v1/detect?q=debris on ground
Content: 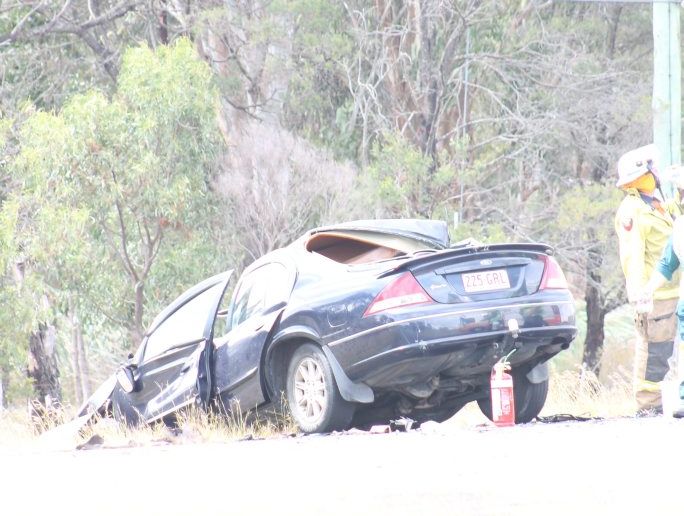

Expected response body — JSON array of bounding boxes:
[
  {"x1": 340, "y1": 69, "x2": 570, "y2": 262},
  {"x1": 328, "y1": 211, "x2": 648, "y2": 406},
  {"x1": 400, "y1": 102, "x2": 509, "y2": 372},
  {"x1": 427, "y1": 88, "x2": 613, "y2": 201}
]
[
  {"x1": 389, "y1": 417, "x2": 416, "y2": 431},
  {"x1": 76, "y1": 434, "x2": 104, "y2": 451},
  {"x1": 534, "y1": 414, "x2": 603, "y2": 424}
]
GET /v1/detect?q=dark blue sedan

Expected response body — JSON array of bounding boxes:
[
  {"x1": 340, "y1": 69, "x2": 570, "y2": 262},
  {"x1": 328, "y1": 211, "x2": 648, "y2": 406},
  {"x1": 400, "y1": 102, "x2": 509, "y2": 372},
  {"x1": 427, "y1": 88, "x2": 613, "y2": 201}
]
[{"x1": 82, "y1": 219, "x2": 577, "y2": 433}]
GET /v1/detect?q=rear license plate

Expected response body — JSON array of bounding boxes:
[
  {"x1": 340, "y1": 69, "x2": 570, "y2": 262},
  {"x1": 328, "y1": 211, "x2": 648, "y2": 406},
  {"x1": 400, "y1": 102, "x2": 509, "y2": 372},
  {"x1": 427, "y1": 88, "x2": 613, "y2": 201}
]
[{"x1": 462, "y1": 269, "x2": 511, "y2": 293}]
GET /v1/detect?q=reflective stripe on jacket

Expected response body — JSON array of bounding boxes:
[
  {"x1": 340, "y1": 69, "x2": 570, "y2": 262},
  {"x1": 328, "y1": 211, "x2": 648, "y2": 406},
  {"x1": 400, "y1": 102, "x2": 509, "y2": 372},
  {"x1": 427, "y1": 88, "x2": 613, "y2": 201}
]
[{"x1": 615, "y1": 188, "x2": 679, "y2": 302}]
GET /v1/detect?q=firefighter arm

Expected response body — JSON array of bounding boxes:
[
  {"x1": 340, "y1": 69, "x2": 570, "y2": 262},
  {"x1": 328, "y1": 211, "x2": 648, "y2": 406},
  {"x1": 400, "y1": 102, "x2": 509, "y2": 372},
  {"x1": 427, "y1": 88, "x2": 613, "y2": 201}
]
[{"x1": 617, "y1": 215, "x2": 648, "y2": 303}]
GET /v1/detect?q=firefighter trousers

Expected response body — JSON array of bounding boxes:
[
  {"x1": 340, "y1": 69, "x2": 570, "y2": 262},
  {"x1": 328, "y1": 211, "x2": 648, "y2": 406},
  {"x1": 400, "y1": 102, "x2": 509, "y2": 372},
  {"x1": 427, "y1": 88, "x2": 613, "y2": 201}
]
[{"x1": 634, "y1": 297, "x2": 678, "y2": 410}]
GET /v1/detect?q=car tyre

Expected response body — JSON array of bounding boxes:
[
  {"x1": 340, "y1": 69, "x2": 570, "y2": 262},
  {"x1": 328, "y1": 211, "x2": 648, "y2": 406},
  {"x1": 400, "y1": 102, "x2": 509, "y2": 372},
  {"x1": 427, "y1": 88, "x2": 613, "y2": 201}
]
[
  {"x1": 286, "y1": 343, "x2": 354, "y2": 433},
  {"x1": 477, "y1": 370, "x2": 549, "y2": 424}
]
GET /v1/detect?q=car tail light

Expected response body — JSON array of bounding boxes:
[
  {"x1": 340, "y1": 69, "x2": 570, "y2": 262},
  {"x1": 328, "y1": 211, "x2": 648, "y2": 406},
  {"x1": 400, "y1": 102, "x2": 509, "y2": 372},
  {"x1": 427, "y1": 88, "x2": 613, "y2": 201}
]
[
  {"x1": 539, "y1": 256, "x2": 568, "y2": 290},
  {"x1": 364, "y1": 272, "x2": 433, "y2": 317}
]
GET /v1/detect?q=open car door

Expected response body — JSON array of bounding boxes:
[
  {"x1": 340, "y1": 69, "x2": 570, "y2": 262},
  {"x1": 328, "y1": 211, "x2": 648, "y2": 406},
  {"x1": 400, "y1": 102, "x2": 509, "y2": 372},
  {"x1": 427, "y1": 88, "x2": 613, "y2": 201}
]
[{"x1": 112, "y1": 271, "x2": 232, "y2": 424}]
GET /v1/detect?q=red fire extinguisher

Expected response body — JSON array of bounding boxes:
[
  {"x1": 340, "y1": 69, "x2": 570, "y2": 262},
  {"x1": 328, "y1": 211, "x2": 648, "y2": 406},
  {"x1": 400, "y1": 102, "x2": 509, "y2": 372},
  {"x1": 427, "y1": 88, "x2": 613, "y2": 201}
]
[{"x1": 490, "y1": 352, "x2": 516, "y2": 427}]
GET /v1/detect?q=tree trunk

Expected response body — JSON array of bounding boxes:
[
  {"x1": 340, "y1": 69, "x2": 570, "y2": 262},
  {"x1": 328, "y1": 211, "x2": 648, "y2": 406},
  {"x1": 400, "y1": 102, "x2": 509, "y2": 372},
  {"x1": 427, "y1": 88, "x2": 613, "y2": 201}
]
[
  {"x1": 0, "y1": 365, "x2": 7, "y2": 410},
  {"x1": 14, "y1": 263, "x2": 62, "y2": 421},
  {"x1": 158, "y1": 0, "x2": 169, "y2": 45},
  {"x1": 76, "y1": 318, "x2": 91, "y2": 402},
  {"x1": 27, "y1": 322, "x2": 61, "y2": 419},
  {"x1": 69, "y1": 297, "x2": 90, "y2": 404},
  {"x1": 579, "y1": 142, "x2": 612, "y2": 378},
  {"x1": 582, "y1": 239, "x2": 606, "y2": 376},
  {"x1": 583, "y1": 282, "x2": 606, "y2": 376},
  {"x1": 132, "y1": 280, "x2": 145, "y2": 350},
  {"x1": 69, "y1": 298, "x2": 83, "y2": 405}
]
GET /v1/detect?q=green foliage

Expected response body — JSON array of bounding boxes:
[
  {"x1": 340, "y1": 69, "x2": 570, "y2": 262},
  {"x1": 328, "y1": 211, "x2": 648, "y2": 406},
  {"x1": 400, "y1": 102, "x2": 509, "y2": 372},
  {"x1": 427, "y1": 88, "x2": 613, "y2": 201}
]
[
  {"x1": 0, "y1": 118, "x2": 11, "y2": 149},
  {"x1": 273, "y1": 0, "x2": 357, "y2": 157},
  {"x1": 556, "y1": 184, "x2": 623, "y2": 241},
  {"x1": 451, "y1": 221, "x2": 508, "y2": 245},
  {"x1": 365, "y1": 134, "x2": 460, "y2": 219},
  {"x1": 553, "y1": 183, "x2": 627, "y2": 306},
  {"x1": 0, "y1": 39, "x2": 225, "y2": 402}
]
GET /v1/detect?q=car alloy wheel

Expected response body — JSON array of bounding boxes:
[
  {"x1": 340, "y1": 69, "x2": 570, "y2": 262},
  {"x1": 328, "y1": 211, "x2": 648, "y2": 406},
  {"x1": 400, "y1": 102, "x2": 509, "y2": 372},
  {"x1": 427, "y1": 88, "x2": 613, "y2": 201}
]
[
  {"x1": 286, "y1": 343, "x2": 355, "y2": 433},
  {"x1": 293, "y1": 357, "x2": 328, "y2": 424}
]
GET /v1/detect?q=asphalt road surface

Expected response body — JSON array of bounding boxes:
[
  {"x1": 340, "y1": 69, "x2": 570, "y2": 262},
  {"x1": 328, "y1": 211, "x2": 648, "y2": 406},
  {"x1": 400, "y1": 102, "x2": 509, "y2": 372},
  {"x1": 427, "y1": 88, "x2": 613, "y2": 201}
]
[{"x1": 1, "y1": 416, "x2": 683, "y2": 516}]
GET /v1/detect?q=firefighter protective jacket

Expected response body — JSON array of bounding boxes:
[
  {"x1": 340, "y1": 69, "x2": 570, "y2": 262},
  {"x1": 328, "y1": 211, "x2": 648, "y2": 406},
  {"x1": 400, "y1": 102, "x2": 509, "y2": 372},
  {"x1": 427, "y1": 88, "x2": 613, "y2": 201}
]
[{"x1": 615, "y1": 188, "x2": 680, "y2": 302}]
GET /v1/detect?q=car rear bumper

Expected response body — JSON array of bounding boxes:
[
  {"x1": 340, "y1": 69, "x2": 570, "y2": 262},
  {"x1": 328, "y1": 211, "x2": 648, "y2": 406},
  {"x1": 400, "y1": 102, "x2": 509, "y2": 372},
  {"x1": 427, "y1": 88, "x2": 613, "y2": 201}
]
[{"x1": 328, "y1": 299, "x2": 577, "y2": 388}]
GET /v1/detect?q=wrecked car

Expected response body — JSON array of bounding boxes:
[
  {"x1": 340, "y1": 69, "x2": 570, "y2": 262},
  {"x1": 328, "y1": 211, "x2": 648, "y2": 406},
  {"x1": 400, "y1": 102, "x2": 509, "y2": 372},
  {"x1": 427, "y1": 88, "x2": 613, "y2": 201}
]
[{"x1": 80, "y1": 219, "x2": 577, "y2": 433}]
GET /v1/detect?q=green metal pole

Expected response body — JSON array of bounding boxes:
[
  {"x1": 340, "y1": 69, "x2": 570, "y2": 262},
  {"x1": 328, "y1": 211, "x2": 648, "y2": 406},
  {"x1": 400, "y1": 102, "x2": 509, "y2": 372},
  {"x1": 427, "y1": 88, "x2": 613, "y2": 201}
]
[{"x1": 653, "y1": 1, "x2": 681, "y2": 196}]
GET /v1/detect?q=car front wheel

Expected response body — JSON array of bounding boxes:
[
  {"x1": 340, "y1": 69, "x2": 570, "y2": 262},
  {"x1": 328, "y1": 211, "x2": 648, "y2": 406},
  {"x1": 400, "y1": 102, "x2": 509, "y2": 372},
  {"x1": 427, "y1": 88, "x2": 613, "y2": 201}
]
[
  {"x1": 286, "y1": 343, "x2": 354, "y2": 433},
  {"x1": 477, "y1": 370, "x2": 549, "y2": 424}
]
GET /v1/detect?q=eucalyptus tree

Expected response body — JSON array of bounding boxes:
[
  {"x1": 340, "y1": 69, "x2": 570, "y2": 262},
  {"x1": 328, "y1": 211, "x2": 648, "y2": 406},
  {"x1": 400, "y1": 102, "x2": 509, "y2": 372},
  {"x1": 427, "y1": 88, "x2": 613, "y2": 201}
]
[
  {"x1": 0, "y1": 39, "x2": 225, "y2": 407},
  {"x1": 340, "y1": 1, "x2": 654, "y2": 376}
]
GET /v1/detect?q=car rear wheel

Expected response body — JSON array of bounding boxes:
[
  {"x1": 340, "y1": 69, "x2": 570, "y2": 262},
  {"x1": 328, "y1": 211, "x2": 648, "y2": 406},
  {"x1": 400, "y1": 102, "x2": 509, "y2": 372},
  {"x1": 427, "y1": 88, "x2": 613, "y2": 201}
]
[
  {"x1": 286, "y1": 343, "x2": 354, "y2": 433},
  {"x1": 477, "y1": 370, "x2": 549, "y2": 424}
]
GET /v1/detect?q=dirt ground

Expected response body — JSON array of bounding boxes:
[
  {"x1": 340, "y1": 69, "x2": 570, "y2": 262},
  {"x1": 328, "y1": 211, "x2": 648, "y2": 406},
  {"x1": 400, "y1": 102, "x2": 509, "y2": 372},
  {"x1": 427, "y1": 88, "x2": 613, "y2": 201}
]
[{"x1": 1, "y1": 415, "x2": 683, "y2": 516}]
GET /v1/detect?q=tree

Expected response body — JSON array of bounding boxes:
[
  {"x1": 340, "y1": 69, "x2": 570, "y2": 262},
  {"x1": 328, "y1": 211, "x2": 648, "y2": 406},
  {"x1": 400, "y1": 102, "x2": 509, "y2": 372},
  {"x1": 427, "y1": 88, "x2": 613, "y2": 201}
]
[
  {"x1": 352, "y1": 2, "x2": 653, "y2": 377},
  {"x1": 196, "y1": 1, "x2": 361, "y2": 263},
  {"x1": 555, "y1": 185, "x2": 627, "y2": 375},
  {"x1": 0, "y1": 38, "x2": 225, "y2": 407},
  {"x1": 534, "y1": 4, "x2": 652, "y2": 375},
  {"x1": 214, "y1": 119, "x2": 358, "y2": 264}
]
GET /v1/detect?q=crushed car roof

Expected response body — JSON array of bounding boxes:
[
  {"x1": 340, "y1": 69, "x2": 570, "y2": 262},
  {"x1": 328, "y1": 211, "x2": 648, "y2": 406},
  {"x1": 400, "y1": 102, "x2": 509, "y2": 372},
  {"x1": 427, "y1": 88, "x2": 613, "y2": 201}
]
[{"x1": 310, "y1": 219, "x2": 450, "y2": 250}]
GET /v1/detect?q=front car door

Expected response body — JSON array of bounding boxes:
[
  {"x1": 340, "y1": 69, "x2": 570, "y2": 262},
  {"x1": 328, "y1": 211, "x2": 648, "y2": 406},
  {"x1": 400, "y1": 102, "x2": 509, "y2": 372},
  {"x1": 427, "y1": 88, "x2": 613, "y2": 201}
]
[{"x1": 112, "y1": 271, "x2": 232, "y2": 424}]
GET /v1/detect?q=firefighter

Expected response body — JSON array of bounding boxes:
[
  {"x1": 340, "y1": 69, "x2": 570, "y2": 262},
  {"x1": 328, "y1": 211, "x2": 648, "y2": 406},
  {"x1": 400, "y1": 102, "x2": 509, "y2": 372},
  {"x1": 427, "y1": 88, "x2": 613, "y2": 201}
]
[{"x1": 615, "y1": 144, "x2": 680, "y2": 415}]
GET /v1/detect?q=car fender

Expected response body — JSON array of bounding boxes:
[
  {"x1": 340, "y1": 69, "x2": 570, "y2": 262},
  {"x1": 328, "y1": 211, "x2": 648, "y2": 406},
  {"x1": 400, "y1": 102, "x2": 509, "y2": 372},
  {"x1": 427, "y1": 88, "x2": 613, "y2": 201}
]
[
  {"x1": 270, "y1": 325, "x2": 322, "y2": 349},
  {"x1": 526, "y1": 361, "x2": 549, "y2": 384},
  {"x1": 263, "y1": 325, "x2": 322, "y2": 399},
  {"x1": 266, "y1": 325, "x2": 374, "y2": 404}
]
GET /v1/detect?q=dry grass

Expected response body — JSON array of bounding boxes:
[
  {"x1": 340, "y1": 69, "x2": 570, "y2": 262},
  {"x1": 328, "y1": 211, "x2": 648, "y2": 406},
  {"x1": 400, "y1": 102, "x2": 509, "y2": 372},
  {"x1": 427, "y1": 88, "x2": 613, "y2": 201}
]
[
  {"x1": 542, "y1": 368, "x2": 634, "y2": 418},
  {"x1": 0, "y1": 402, "x2": 79, "y2": 447},
  {"x1": 0, "y1": 367, "x2": 637, "y2": 449},
  {"x1": 0, "y1": 409, "x2": 37, "y2": 447},
  {"x1": 0, "y1": 400, "x2": 298, "y2": 450},
  {"x1": 447, "y1": 367, "x2": 635, "y2": 428}
]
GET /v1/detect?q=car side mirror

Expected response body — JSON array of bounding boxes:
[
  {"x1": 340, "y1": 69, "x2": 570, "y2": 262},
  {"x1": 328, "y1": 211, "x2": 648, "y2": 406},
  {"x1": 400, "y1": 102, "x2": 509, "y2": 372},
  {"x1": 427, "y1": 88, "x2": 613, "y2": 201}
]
[{"x1": 116, "y1": 365, "x2": 139, "y2": 394}]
